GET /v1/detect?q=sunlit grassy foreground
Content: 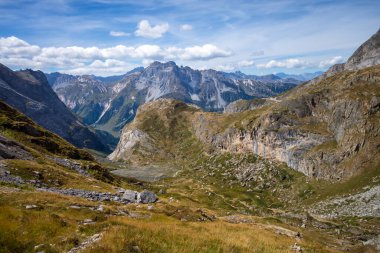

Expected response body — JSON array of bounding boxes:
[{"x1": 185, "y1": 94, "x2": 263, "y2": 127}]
[{"x1": 0, "y1": 188, "x2": 343, "y2": 253}]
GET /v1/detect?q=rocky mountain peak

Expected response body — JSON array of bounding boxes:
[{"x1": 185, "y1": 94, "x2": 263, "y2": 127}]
[
  {"x1": 345, "y1": 28, "x2": 380, "y2": 70},
  {"x1": 311, "y1": 29, "x2": 380, "y2": 84}
]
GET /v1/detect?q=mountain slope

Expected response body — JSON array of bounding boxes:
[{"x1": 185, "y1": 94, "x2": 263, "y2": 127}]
[
  {"x1": 0, "y1": 88, "x2": 350, "y2": 253},
  {"x1": 110, "y1": 29, "x2": 380, "y2": 182},
  {"x1": 0, "y1": 64, "x2": 110, "y2": 152}
]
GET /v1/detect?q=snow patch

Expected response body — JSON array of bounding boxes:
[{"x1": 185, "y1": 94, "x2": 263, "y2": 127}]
[{"x1": 94, "y1": 101, "x2": 111, "y2": 124}]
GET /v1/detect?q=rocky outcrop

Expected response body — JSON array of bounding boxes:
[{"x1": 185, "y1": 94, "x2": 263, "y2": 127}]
[
  {"x1": 108, "y1": 129, "x2": 156, "y2": 161},
  {"x1": 0, "y1": 134, "x2": 34, "y2": 160},
  {"x1": 310, "y1": 185, "x2": 380, "y2": 218}
]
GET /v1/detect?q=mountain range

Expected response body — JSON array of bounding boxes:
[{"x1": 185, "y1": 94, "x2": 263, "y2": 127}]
[{"x1": 45, "y1": 65, "x2": 320, "y2": 137}]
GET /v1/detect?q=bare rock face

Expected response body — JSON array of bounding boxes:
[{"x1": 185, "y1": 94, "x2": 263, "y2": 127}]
[{"x1": 108, "y1": 129, "x2": 156, "y2": 161}]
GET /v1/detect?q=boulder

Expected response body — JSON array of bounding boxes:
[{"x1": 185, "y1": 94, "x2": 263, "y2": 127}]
[
  {"x1": 137, "y1": 190, "x2": 157, "y2": 204},
  {"x1": 122, "y1": 190, "x2": 138, "y2": 202}
]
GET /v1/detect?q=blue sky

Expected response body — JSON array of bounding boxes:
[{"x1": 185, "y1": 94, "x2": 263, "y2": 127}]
[{"x1": 0, "y1": 0, "x2": 379, "y2": 76}]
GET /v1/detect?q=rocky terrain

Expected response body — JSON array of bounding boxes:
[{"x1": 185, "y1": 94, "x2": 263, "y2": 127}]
[
  {"x1": 0, "y1": 65, "x2": 110, "y2": 152},
  {"x1": 310, "y1": 185, "x2": 380, "y2": 218}
]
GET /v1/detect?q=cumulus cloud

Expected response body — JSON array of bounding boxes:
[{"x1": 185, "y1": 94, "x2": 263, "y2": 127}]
[
  {"x1": 0, "y1": 36, "x2": 232, "y2": 75},
  {"x1": 0, "y1": 36, "x2": 40, "y2": 56},
  {"x1": 256, "y1": 56, "x2": 345, "y2": 70},
  {"x1": 319, "y1": 56, "x2": 343, "y2": 68},
  {"x1": 176, "y1": 44, "x2": 232, "y2": 61},
  {"x1": 135, "y1": 20, "x2": 169, "y2": 38},
  {"x1": 256, "y1": 58, "x2": 309, "y2": 69},
  {"x1": 63, "y1": 59, "x2": 132, "y2": 76},
  {"x1": 109, "y1": 31, "x2": 130, "y2": 37},
  {"x1": 180, "y1": 24, "x2": 193, "y2": 31}
]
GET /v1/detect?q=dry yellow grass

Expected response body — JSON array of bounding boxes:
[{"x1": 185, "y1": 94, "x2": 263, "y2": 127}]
[{"x1": 84, "y1": 215, "x2": 339, "y2": 253}]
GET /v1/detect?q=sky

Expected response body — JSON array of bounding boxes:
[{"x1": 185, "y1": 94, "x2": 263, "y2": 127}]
[{"x1": 0, "y1": 0, "x2": 379, "y2": 76}]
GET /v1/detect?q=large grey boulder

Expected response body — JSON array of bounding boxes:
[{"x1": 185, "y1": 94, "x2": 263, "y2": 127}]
[
  {"x1": 122, "y1": 190, "x2": 138, "y2": 203},
  {"x1": 137, "y1": 190, "x2": 157, "y2": 204}
]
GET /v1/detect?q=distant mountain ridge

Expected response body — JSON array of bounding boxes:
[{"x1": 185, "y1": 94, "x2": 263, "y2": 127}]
[
  {"x1": 0, "y1": 63, "x2": 111, "y2": 152},
  {"x1": 275, "y1": 71, "x2": 323, "y2": 81},
  {"x1": 46, "y1": 63, "x2": 315, "y2": 136}
]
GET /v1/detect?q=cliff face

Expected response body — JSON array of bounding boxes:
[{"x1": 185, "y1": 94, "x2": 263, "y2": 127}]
[
  {"x1": 188, "y1": 66, "x2": 379, "y2": 180},
  {"x1": 249, "y1": 67, "x2": 380, "y2": 179}
]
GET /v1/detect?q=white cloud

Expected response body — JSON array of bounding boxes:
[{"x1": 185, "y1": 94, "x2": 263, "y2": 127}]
[
  {"x1": 0, "y1": 36, "x2": 40, "y2": 56},
  {"x1": 319, "y1": 56, "x2": 343, "y2": 68},
  {"x1": 135, "y1": 20, "x2": 169, "y2": 38},
  {"x1": 256, "y1": 58, "x2": 309, "y2": 69},
  {"x1": 176, "y1": 44, "x2": 232, "y2": 61},
  {"x1": 237, "y1": 60, "x2": 254, "y2": 67},
  {"x1": 134, "y1": 44, "x2": 163, "y2": 58},
  {"x1": 256, "y1": 56, "x2": 346, "y2": 70},
  {"x1": 0, "y1": 36, "x2": 232, "y2": 75},
  {"x1": 109, "y1": 31, "x2": 130, "y2": 37},
  {"x1": 63, "y1": 59, "x2": 135, "y2": 76},
  {"x1": 180, "y1": 24, "x2": 193, "y2": 31}
]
